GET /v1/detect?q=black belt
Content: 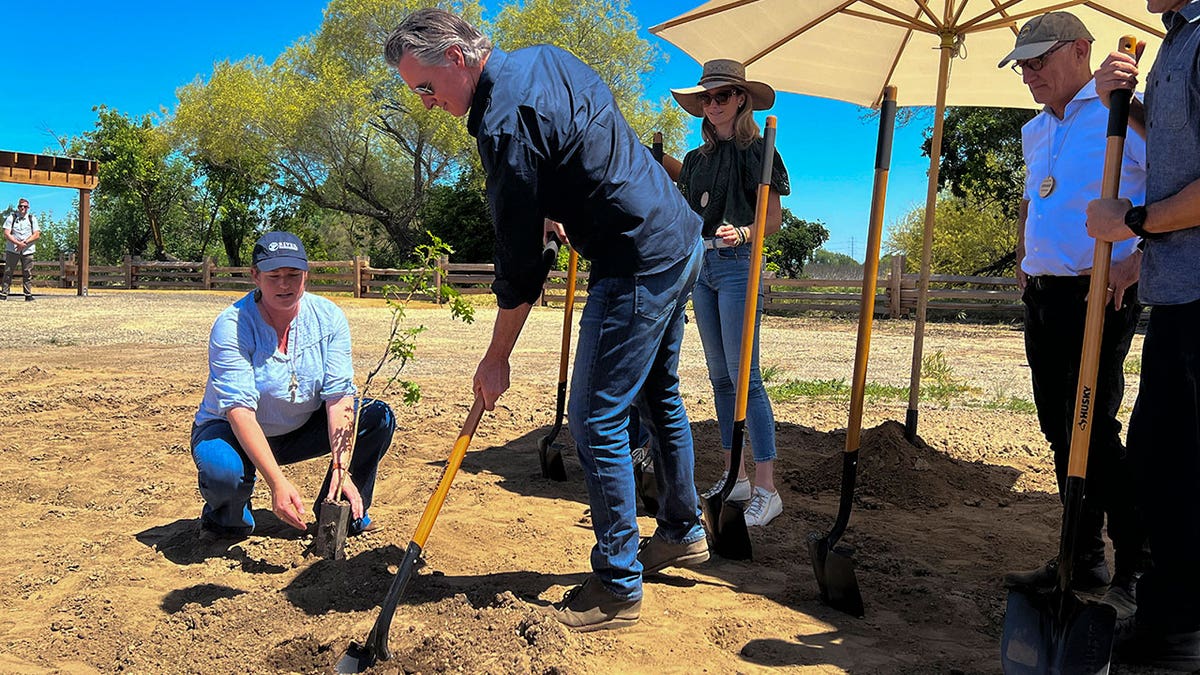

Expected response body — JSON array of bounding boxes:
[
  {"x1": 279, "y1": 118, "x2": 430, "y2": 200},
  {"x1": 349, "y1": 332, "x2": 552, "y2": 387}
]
[{"x1": 1026, "y1": 275, "x2": 1090, "y2": 292}]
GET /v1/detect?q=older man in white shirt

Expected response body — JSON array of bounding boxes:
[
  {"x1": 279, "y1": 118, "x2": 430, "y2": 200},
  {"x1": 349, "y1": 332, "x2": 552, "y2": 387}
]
[{"x1": 998, "y1": 11, "x2": 1148, "y2": 621}]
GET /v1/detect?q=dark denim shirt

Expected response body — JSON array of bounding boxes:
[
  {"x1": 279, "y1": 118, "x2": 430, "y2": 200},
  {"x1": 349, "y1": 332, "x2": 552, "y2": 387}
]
[
  {"x1": 677, "y1": 138, "x2": 790, "y2": 236},
  {"x1": 466, "y1": 47, "x2": 702, "y2": 309},
  {"x1": 1141, "y1": 0, "x2": 1200, "y2": 305}
]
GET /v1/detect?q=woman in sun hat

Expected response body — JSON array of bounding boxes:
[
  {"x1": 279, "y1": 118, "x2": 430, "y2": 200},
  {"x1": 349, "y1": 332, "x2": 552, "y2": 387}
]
[{"x1": 672, "y1": 59, "x2": 791, "y2": 527}]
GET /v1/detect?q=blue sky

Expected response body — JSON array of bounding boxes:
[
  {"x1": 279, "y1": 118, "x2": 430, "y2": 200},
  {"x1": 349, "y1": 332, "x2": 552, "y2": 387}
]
[{"x1": 1, "y1": 1, "x2": 939, "y2": 262}]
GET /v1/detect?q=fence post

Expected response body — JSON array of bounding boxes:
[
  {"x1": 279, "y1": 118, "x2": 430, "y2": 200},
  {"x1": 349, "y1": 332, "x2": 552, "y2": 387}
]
[
  {"x1": 59, "y1": 253, "x2": 68, "y2": 288},
  {"x1": 353, "y1": 256, "x2": 363, "y2": 298},
  {"x1": 435, "y1": 255, "x2": 447, "y2": 305},
  {"x1": 203, "y1": 256, "x2": 213, "y2": 290},
  {"x1": 889, "y1": 254, "x2": 903, "y2": 319},
  {"x1": 124, "y1": 255, "x2": 134, "y2": 289}
]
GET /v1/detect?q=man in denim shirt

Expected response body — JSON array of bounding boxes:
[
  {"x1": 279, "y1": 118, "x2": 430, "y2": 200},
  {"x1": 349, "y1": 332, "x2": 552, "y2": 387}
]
[
  {"x1": 386, "y1": 9, "x2": 707, "y2": 632},
  {"x1": 1089, "y1": 0, "x2": 1200, "y2": 668}
]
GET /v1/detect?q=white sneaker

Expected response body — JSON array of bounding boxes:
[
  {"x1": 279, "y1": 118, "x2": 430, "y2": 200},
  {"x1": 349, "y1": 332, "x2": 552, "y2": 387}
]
[
  {"x1": 700, "y1": 475, "x2": 752, "y2": 502},
  {"x1": 744, "y1": 487, "x2": 783, "y2": 527}
]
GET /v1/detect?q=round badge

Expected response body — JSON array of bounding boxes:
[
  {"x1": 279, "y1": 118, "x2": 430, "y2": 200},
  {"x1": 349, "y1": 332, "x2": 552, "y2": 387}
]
[
  {"x1": 1038, "y1": 176, "x2": 1056, "y2": 199},
  {"x1": 700, "y1": 191, "x2": 709, "y2": 208}
]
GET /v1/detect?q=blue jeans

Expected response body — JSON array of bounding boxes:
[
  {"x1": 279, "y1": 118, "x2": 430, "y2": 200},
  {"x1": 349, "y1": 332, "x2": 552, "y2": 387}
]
[
  {"x1": 691, "y1": 246, "x2": 777, "y2": 463},
  {"x1": 190, "y1": 398, "x2": 395, "y2": 535},
  {"x1": 568, "y1": 241, "x2": 706, "y2": 600}
]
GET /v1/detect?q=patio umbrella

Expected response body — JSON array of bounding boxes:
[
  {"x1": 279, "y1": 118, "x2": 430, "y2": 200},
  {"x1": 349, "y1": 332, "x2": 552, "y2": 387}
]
[{"x1": 651, "y1": 0, "x2": 1162, "y2": 439}]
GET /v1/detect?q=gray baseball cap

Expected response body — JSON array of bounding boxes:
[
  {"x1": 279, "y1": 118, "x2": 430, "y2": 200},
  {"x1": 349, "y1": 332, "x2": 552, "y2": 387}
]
[{"x1": 998, "y1": 12, "x2": 1094, "y2": 67}]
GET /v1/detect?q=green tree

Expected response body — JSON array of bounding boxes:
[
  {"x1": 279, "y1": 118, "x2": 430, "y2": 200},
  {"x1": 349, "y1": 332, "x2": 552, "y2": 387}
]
[
  {"x1": 810, "y1": 249, "x2": 860, "y2": 266},
  {"x1": 491, "y1": 0, "x2": 689, "y2": 154},
  {"x1": 885, "y1": 191, "x2": 1017, "y2": 276},
  {"x1": 68, "y1": 106, "x2": 194, "y2": 261},
  {"x1": 419, "y1": 170, "x2": 494, "y2": 263},
  {"x1": 763, "y1": 208, "x2": 829, "y2": 278},
  {"x1": 923, "y1": 107, "x2": 1034, "y2": 221}
]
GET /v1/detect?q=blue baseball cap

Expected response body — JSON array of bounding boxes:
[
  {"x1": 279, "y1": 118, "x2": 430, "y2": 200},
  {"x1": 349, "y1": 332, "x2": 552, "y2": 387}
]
[{"x1": 252, "y1": 232, "x2": 309, "y2": 271}]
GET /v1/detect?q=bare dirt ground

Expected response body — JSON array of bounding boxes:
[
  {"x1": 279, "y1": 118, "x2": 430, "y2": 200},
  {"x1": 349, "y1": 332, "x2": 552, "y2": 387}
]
[{"x1": 0, "y1": 288, "x2": 1159, "y2": 674}]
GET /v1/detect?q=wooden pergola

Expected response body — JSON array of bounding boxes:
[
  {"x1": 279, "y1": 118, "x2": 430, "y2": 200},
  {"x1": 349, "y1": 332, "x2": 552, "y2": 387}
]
[{"x1": 1, "y1": 150, "x2": 99, "y2": 296}]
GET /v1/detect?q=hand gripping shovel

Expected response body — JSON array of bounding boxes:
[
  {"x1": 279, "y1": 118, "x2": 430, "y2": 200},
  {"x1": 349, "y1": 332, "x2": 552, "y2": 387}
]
[
  {"x1": 537, "y1": 234, "x2": 576, "y2": 481},
  {"x1": 808, "y1": 87, "x2": 897, "y2": 618},
  {"x1": 999, "y1": 36, "x2": 1137, "y2": 675},
  {"x1": 701, "y1": 115, "x2": 779, "y2": 561},
  {"x1": 336, "y1": 396, "x2": 486, "y2": 673}
]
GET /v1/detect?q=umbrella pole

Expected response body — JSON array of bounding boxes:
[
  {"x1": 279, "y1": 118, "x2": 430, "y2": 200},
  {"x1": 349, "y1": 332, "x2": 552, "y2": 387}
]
[{"x1": 905, "y1": 32, "x2": 954, "y2": 442}]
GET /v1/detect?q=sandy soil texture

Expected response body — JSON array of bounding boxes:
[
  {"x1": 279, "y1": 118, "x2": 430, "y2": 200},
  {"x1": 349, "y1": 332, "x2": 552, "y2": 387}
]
[{"x1": 0, "y1": 289, "x2": 1162, "y2": 674}]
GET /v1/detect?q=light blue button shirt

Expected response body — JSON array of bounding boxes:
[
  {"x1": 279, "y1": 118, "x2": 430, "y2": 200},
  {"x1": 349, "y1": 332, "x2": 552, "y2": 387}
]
[
  {"x1": 1021, "y1": 79, "x2": 1146, "y2": 277},
  {"x1": 194, "y1": 291, "x2": 356, "y2": 437}
]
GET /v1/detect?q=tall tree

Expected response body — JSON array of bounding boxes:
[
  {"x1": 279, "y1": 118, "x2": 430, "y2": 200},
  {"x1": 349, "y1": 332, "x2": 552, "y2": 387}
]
[
  {"x1": 923, "y1": 107, "x2": 1034, "y2": 221},
  {"x1": 763, "y1": 209, "x2": 829, "y2": 278},
  {"x1": 69, "y1": 106, "x2": 193, "y2": 261},
  {"x1": 886, "y1": 191, "x2": 1017, "y2": 276}
]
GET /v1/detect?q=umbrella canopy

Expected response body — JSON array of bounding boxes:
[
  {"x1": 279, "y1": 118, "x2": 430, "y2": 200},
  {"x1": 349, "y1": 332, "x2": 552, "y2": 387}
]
[
  {"x1": 652, "y1": 0, "x2": 1164, "y2": 438},
  {"x1": 650, "y1": 1, "x2": 1162, "y2": 109}
]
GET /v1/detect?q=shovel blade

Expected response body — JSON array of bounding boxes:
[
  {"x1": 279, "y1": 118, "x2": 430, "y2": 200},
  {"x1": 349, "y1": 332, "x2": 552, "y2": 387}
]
[
  {"x1": 712, "y1": 498, "x2": 753, "y2": 560},
  {"x1": 537, "y1": 436, "x2": 567, "y2": 482},
  {"x1": 807, "y1": 532, "x2": 864, "y2": 617},
  {"x1": 335, "y1": 640, "x2": 380, "y2": 674},
  {"x1": 1001, "y1": 588, "x2": 1116, "y2": 675}
]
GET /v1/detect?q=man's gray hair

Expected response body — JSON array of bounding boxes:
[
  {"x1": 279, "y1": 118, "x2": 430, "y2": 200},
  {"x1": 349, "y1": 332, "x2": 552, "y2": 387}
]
[{"x1": 384, "y1": 8, "x2": 492, "y2": 68}]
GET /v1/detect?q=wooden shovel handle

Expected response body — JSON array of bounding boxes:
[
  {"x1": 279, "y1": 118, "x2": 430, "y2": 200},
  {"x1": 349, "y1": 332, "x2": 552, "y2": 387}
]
[{"x1": 412, "y1": 396, "x2": 486, "y2": 547}]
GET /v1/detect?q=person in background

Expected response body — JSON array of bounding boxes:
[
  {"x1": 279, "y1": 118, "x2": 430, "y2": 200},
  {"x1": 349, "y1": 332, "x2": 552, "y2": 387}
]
[
  {"x1": 1087, "y1": 0, "x2": 1200, "y2": 668},
  {"x1": 996, "y1": 11, "x2": 1148, "y2": 623},
  {"x1": 190, "y1": 231, "x2": 394, "y2": 541},
  {"x1": 3, "y1": 197, "x2": 40, "y2": 301},
  {"x1": 385, "y1": 8, "x2": 708, "y2": 632},
  {"x1": 671, "y1": 59, "x2": 790, "y2": 527}
]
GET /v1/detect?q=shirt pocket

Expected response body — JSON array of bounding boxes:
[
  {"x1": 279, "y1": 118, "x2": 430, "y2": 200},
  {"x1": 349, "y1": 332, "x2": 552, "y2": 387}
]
[{"x1": 1155, "y1": 62, "x2": 1190, "y2": 130}]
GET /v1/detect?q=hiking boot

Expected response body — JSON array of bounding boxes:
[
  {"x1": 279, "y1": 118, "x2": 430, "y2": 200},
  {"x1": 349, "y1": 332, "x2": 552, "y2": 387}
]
[
  {"x1": 1101, "y1": 572, "x2": 1139, "y2": 637},
  {"x1": 1116, "y1": 624, "x2": 1200, "y2": 671},
  {"x1": 637, "y1": 533, "x2": 709, "y2": 575},
  {"x1": 545, "y1": 576, "x2": 640, "y2": 632},
  {"x1": 700, "y1": 475, "x2": 751, "y2": 502},
  {"x1": 744, "y1": 486, "x2": 783, "y2": 527},
  {"x1": 1003, "y1": 557, "x2": 1111, "y2": 593}
]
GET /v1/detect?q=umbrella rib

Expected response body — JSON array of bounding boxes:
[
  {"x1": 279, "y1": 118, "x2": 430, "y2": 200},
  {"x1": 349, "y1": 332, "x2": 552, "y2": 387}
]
[
  {"x1": 1084, "y1": 1, "x2": 1167, "y2": 39},
  {"x1": 744, "y1": 0, "x2": 868, "y2": 66},
  {"x1": 844, "y1": 7, "x2": 939, "y2": 33},
  {"x1": 877, "y1": 29, "x2": 917, "y2": 108},
  {"x1": 857, "y1": 0, "x2": 941, "y2": 31},
  {"x1": 647, "y1": 0, "x2": 765, "y2": 33},
  {"x1": 910, "y1": 0, "x2": 944, "y2": 27}
]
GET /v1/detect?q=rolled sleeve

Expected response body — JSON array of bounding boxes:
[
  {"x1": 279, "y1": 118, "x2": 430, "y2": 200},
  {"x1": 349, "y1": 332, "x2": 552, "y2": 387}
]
[
  {"x1": 207, "y1": 313, "x2": 259, "y2": 414},
  {"x1": 485, "y1": 133, "x2": 550, "y2": 309},
  {"x1": 320, "y1": 310, "x2": 356, "y2": 400}
]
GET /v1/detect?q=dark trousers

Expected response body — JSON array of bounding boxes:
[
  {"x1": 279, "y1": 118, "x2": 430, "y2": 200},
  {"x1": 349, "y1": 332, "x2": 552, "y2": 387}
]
[
  {"x1": 1129, "y1": 298, "x2": 1200, "y2": 632},
  {"x1": 1023, "y1": 276, "x2": 1145, "y2": 572}
]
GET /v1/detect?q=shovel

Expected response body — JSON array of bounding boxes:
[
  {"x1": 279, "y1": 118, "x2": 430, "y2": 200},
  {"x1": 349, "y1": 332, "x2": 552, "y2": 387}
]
[
  {"x1": 336, "y1": 396, "x2": 486, "y2": 673},
  {"x1": 537, "y1": 233, "x2": 576, "y2": 481},
  {"x1": 700, "y1": 115, "x2": 779, "y2": 561},
  {"x1": 808, "y1": 86, "x2": 897, "y2": 619},
  {"x1": 999, "y1": 36, "x2": 1138, "y2": 675}
]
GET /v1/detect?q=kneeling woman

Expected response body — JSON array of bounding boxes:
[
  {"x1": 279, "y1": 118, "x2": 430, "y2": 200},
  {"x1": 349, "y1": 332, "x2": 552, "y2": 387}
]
[
  {"x1": 671, "y1": 60, "x2": 791, "y2": 527},
  {"x1": 191, "y1": 232, "x2": 394, "y2": 538}
]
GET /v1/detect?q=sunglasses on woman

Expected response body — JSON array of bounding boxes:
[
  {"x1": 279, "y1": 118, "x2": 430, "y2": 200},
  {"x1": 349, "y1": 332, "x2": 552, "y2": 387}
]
[{"x1": 697, "y1": 89, "x2": 740, "y2": 107}]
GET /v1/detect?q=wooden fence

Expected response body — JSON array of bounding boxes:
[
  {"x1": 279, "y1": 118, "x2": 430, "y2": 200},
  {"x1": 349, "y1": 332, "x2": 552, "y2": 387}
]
[{"x1": 1, "y1": 253, "x2": 1022, "y2": 318}]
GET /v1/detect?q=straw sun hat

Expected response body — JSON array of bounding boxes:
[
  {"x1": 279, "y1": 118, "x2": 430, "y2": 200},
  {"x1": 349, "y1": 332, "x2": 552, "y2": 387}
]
[{"x1": 670, "y1": 59, "x2": 776, "y2": 117}]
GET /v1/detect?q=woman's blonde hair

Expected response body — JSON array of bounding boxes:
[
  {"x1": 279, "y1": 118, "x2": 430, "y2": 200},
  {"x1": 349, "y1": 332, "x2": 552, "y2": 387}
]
[{"x1": 698, "y1": 89, "x2": 760, "y2": 154}]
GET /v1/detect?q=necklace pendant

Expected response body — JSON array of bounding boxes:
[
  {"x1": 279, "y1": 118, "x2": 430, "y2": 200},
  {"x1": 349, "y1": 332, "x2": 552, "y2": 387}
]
[
  {"x1": 1038, "y1": 175, "x2": 1056, "y2": 199},
  {"x1": 289, "y1": 372, "x2": 298, "y2": 403},
  {"x1": 700, "y1": 191, "x2": 709, "y2": 208}
]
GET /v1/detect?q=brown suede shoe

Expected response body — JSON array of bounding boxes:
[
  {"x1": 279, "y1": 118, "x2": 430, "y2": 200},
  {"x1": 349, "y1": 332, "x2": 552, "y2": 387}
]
[
  {"x1": 637, "y1": 533, "x2": 709, "y2": 575},
  {"x1": 546, "y1": 576, "x2": 640, "y2": 632}
]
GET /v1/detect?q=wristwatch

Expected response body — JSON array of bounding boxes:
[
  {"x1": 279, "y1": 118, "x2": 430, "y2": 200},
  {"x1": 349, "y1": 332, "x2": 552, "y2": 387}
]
[{"x1": 1124, "y1": 205, "x2": 1162, "y2": 240}]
